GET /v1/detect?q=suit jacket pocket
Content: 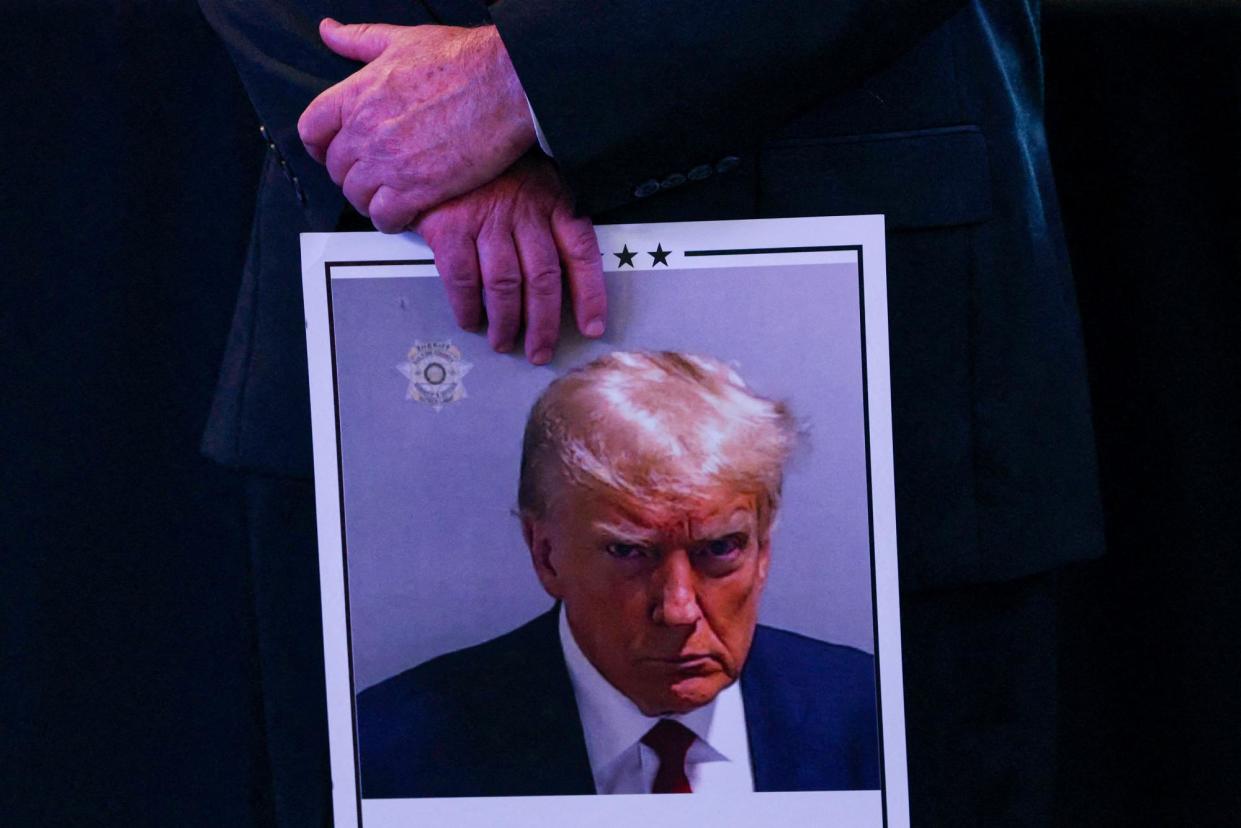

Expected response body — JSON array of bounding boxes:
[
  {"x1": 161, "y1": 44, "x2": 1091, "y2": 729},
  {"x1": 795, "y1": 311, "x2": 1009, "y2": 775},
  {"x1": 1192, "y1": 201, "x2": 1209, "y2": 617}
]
[{"x1": 757, "y1": 126, "x2": 992, "y2": 230}]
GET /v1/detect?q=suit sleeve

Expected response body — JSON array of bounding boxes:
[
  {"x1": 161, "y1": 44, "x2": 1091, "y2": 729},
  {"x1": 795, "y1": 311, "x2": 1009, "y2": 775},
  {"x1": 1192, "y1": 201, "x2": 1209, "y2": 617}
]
[
  {"x1": 490, "y1": 0, "x2": 968, "y2": 215},
  {"x1": 194, "y1": 0, "x2": 429, "y2": 225}
]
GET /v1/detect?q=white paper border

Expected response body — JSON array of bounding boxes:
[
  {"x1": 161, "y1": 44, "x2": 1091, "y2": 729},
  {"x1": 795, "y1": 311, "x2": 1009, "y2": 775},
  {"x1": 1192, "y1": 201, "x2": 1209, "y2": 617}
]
[{"x1": 302, "y1": 216, "x2": 906, "y2": 827}]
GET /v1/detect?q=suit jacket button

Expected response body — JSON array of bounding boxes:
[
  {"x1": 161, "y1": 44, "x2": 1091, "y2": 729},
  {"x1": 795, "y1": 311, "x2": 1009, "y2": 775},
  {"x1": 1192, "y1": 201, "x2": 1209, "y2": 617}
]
[
  {"x1": 716, "y1": 155, "x2": 741, "y2": 174},
  {"x1": 660, "y1": 173, "x2": 687, "y2": 190},
  {"x1": 291, "y1": 176, "x2": 307, "y2": 206},
  {"x1": 634, "y1": 179, "x2": 661, "y2": 198},
  {"x1": 259, "y1": 125, "x2": 278, "y2": 152},
  {"x1": 687, "y1": 164, "x2": 713, "y2": 181}
]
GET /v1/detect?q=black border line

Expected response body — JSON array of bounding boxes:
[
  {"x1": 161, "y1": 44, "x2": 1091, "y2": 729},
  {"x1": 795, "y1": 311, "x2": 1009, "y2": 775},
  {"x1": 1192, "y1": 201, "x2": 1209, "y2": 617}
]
[
  {"x1": 322, "y1": 247, "x2": 890, "y2": 827},
  {"x1": 684, "y1": 244, "x2": 860, "y2": 257},
  {"x1": 328, "y1": 258, "x2": 436, "y2": 268}
]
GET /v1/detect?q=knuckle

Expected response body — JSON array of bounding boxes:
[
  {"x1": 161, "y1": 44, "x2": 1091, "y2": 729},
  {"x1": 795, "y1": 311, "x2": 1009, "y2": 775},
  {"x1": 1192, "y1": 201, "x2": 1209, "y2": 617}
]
[
  {"x1": 525, "y1": 268, "x2": 562, "y2": 298},
  {"x1": 371, "y1": 187, "x2": 408, "y2": 218},
  {"x1": 370, "y1": 120, "x2": 407, "y2": 159},
  {"x1": 370, "y1": 204, "x2": 406, "y2": 233},
  {"x1": 484, "y1": 271, "x2": 521, "y2": 297},
  {"x1": 377, "y1": 135, "x2": 403, "y2": 160},
  {"x1": 562, "y1": 228, "x2": 600, "y2": 263},
  {"x1": 326, "y1": 145, "x2": 351, "y2": 176},
  {"x1": 350, "y1": 105, "x2": 382, "y2": 136},
  {"x1": 370, "y1": 187, "x2": 391, "y2": 213},
  {"x1": 377, "y1": 183, "x2": 428, "y2": 218},
  {"x1": 442, "y1": 268, "x2": 478, "y2": 290}
]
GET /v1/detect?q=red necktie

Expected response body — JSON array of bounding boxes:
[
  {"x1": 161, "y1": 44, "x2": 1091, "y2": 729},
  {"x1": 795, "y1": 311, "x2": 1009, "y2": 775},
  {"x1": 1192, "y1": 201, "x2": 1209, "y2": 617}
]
[{"x1": 642, "y1": 719, "x2": 696, "y2": 794}]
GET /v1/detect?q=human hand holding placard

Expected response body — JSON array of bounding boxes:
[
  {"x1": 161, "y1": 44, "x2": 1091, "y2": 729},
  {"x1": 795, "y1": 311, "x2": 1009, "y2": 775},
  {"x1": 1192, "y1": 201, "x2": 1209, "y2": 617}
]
[{"x1": 413, "y1": 155, "x2": 605, "y2": 364}]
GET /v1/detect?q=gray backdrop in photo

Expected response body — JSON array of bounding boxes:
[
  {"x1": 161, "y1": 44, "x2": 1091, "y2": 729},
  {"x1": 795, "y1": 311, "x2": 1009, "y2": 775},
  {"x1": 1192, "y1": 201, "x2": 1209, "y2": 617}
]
[{"x1": 330, "y1": 262, "x2": 874, "y2": 692}]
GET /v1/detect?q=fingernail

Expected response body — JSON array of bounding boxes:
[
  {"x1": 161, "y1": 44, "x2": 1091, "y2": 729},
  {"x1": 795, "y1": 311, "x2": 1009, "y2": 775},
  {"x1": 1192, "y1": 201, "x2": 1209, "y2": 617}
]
[
  {"x1": 584, "y1": 319, "x2": 605, "y2": 337},
  {"x1": 494, "y1": 340, "x2": 514, "y2": 354},
  {"x1": 531, "y1": 348, "x2": 553, "y2": 365}
]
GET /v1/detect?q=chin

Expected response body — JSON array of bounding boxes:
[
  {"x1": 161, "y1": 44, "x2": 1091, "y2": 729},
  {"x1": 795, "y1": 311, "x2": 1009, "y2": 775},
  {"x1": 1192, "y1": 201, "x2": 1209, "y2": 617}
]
[{"x1": 646, "y1": 677, "x2": 728, "y2": 716}]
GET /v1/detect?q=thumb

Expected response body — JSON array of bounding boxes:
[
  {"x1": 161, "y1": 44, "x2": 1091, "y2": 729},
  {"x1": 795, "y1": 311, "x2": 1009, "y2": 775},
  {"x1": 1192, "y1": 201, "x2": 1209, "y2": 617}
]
[{"x1": 320, "y1": 18, "x2": 400, "y2": 63}]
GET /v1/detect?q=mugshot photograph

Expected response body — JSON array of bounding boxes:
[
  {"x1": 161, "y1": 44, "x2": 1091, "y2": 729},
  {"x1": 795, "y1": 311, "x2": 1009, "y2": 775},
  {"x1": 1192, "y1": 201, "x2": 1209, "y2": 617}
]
[{"x1": 356, "y1": 351, "x2": 880, "y2": 798}]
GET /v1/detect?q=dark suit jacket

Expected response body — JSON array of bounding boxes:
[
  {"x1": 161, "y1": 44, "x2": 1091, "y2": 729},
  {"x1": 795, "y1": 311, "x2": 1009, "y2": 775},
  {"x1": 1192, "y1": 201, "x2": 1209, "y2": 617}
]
[
  {"x1": 356, "y1": 608, "x2": 880, "y2": 797},
  {"x1": 197, "y1": 0, "x2": 1104, "y2": 590}
]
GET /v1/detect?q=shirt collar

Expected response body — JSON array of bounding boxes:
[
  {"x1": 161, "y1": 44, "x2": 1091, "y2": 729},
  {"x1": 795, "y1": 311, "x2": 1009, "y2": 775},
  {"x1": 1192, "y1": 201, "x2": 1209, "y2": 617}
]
[{"x1": 557, "y1": 605, "x2": 749, "y2": 771}]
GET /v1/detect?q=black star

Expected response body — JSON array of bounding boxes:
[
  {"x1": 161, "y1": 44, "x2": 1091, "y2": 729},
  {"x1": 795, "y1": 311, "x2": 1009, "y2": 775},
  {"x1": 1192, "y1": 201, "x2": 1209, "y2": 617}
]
[
  {"x1": 614, "y1": 244, "x2": 637, "y2": 268},
  {"x1": 648, "y1": 244, "x2": 671, "y2": 267}
]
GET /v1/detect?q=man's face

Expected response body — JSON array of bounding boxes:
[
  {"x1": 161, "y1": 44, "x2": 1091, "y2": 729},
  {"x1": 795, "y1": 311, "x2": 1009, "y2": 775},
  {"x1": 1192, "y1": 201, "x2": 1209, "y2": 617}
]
[{"x1": 525, "y1": 482, "x2": 770, "y2": 717}]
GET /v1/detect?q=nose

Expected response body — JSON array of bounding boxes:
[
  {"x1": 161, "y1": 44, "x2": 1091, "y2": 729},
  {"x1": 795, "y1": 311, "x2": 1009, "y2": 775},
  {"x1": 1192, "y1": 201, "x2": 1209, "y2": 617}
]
[{"x1": 651, "y1": 552, "x2": 703, "y2": 627}]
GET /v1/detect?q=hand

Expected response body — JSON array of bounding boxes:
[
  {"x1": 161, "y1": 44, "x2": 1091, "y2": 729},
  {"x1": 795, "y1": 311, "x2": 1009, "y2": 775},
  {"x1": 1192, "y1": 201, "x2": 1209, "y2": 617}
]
[
  {"x1": 414, "y1": 155, "x2": 606, "y2": 364},
  {"x1": 298, "y1": 20, "x2": 536, "y2": 233}
]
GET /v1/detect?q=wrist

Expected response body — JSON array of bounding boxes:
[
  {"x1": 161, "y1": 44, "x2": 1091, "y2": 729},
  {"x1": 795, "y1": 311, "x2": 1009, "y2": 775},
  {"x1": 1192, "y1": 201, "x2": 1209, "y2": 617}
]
[{"x1": 473, "y1": 25, "x2": 537, "y2": 157}]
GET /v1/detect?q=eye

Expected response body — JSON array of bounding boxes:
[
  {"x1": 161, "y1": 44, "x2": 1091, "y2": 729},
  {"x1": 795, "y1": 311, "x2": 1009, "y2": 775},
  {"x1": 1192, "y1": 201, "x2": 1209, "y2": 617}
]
[
  {"x1": 605, "y1": 543, "x2": 649, "y2": 560},
  {"x1": 698, "y1": 534, "x2": 747, "y2": 558}
]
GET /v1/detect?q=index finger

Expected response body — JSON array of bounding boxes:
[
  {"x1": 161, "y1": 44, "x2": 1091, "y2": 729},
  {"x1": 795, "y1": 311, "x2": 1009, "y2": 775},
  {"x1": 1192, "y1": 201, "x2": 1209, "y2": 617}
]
[
  {"x1": 298, "y1": 86, "x2": 344, "y2": 165},
  {"x1": 550, "y1": 205, "x2": 606, "y2": 338}
]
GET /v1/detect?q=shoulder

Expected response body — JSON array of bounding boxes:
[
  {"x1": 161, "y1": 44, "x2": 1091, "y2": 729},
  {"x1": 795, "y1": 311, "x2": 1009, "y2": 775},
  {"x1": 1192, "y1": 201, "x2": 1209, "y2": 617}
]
[
  {"x1": 750, "y1": 624, "x2": 876, "y2": 688},
  {"x1": 745, "y1": 625, "x2": 877, "y2": 720},
  {"x1": 355, "y1": 610, "x2": 562, "y2": 796},
  {"x1": 743, "y1": 626, "x2": 881, "y2": 790},
  {"x1": 359, "y1": 609, "x2": 556, "y2": 720}
]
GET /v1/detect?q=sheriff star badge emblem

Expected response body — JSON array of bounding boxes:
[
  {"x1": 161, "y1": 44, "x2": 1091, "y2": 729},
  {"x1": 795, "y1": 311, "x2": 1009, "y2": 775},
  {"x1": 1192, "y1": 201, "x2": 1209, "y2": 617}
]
[{"x1": 397, "y1": 340, "x2": 473, "y2": 412}]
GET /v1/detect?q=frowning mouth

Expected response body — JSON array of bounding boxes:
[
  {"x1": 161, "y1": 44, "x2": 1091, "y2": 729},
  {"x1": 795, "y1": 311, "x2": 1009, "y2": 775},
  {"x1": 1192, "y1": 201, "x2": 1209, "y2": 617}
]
[{"x1": 646, "y1": 655, "x2": 721, "y2": 673}]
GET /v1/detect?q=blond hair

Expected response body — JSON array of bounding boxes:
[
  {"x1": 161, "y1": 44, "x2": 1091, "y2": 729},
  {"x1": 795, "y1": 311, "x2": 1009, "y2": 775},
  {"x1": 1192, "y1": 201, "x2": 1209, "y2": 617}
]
[{"x1": 518, "y1": 351, "x2": 799, "y2": 529}]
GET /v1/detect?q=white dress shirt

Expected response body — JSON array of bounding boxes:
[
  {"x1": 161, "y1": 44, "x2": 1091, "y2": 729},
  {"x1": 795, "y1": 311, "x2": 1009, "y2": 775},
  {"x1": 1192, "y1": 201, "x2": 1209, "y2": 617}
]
[
  {"x1": 524, "y1": 96, "x2": 554, "y2": 156},
  {"x1": 557, "y1": 607, "x2": 755, "y2": 795}
]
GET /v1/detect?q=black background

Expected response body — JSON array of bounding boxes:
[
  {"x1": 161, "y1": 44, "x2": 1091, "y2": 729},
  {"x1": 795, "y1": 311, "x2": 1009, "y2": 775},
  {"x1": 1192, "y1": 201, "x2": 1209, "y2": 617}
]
[{"x1": 3, "y1": 1, "x2": 1238, "y2": 824}]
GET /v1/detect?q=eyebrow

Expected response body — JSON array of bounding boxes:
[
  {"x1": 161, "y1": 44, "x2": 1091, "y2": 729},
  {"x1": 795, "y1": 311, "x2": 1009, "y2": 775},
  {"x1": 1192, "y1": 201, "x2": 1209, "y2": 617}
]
[
  {"x1": 593, "y1": 507, "x2": 756, "y2": 545},
  {"x1": 592, "y1": 520, "x2": 660, "y2": 544},
  {"x1": 691, "y1": 508, "x2": 755, "y2": 538}
]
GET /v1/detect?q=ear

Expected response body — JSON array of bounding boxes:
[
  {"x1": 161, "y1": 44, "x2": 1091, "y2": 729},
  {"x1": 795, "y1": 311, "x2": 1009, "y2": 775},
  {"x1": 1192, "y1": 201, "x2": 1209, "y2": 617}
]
[
  {"x1": 755, "y1": 532, "x2": 772, "y2": 590},
  {"x1": 523, "y1": 516, "x2": 564, "y2": 599}
]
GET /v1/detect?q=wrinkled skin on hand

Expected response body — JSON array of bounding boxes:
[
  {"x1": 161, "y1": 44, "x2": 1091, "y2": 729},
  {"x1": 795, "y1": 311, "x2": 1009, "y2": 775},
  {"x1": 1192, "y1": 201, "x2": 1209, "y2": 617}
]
[
  {"x1": 299, "y1": 20, "x2": 536, "y2": 233},
  {"x1": 414, "y1": 155, "x2": 607, "y2": 364}
]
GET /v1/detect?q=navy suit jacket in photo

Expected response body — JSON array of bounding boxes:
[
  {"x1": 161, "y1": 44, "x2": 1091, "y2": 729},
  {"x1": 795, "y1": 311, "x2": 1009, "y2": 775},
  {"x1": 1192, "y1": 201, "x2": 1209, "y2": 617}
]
[{"x1": 356, "y1": 608, "x2": 881, "y2": 797}]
